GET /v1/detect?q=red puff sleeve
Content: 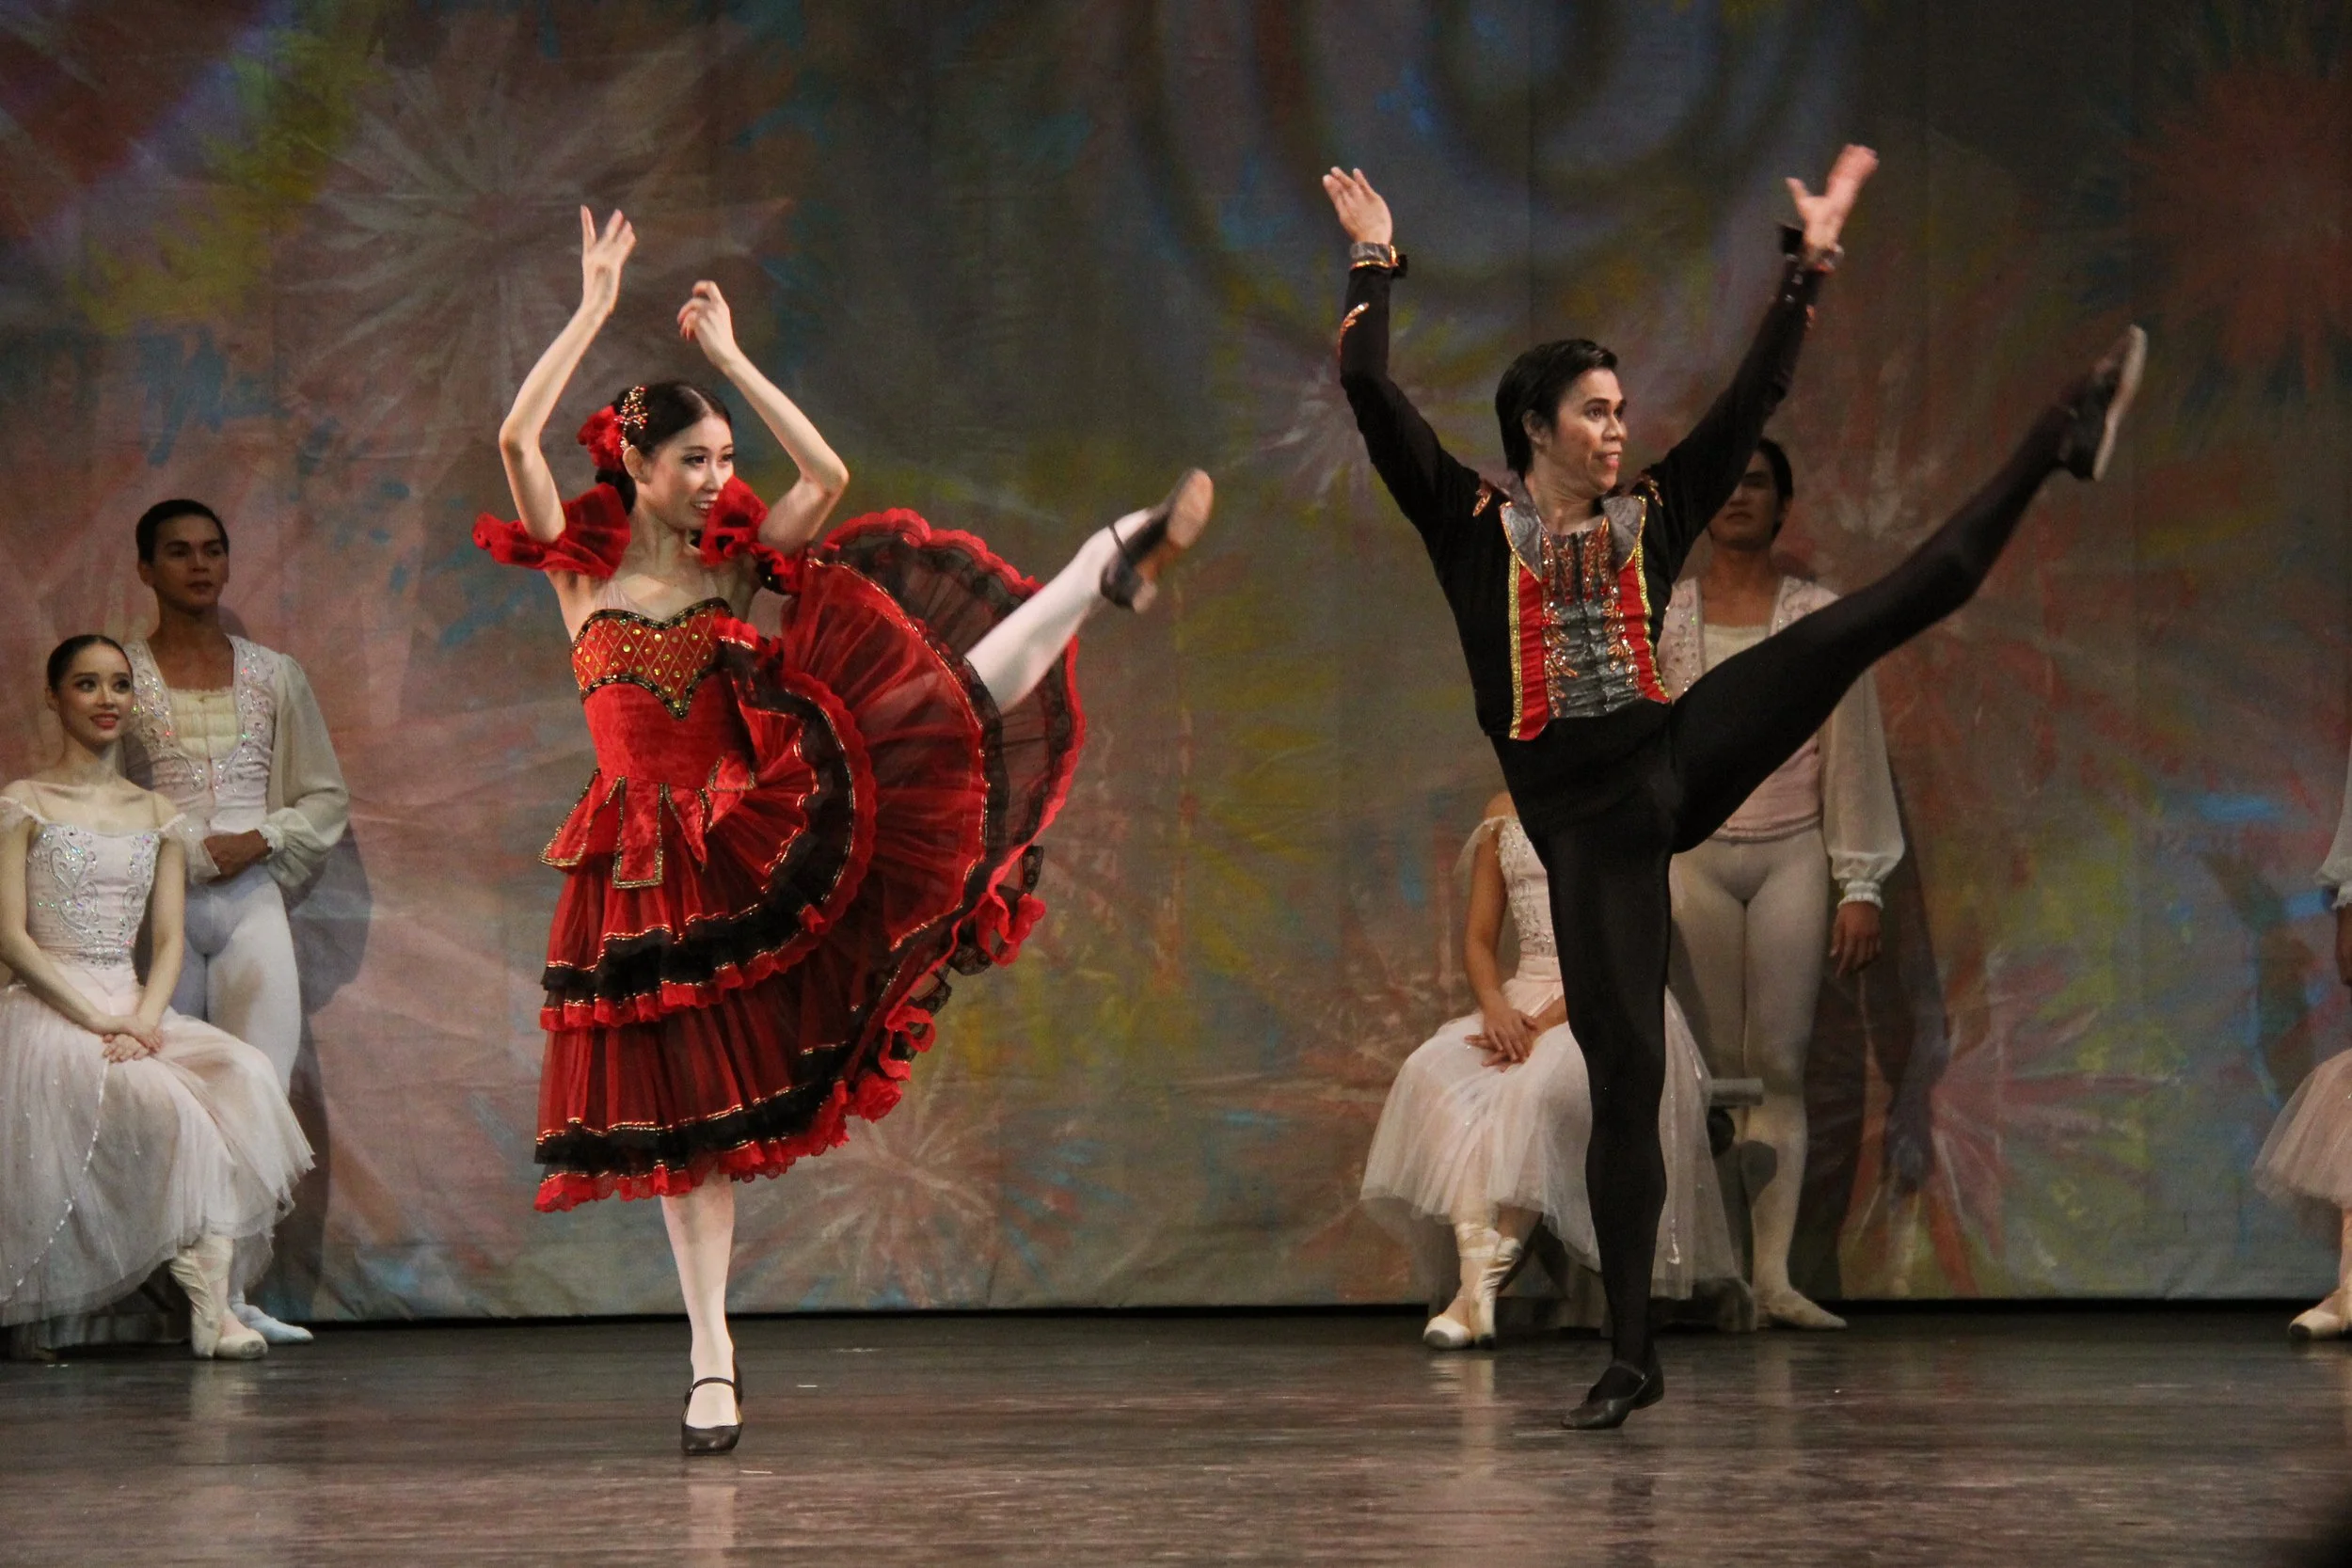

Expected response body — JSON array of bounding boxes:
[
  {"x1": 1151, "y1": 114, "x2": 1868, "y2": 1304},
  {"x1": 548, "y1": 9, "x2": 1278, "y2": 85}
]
[
  {"x1": 693, "y1": 477, "x2": 803, "y2": 591},
  {"x1": 473, "y1": 484, "x2": 633, "y2": 578}
]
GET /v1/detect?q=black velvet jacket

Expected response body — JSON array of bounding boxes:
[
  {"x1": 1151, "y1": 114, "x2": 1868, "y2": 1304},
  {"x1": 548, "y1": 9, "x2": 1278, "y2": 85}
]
[{"x1": 1338, "y1": 234, "x2": 1831, "y2": 744}]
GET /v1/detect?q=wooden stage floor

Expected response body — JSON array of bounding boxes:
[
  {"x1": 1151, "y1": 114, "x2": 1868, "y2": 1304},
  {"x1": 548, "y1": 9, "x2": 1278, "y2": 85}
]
[{"x1": 3, "y1": 1307, "x2": 2346, "y2": 1565}]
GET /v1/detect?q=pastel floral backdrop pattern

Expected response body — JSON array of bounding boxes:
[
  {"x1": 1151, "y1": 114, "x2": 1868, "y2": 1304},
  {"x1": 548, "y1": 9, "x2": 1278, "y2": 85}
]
[{"x1": 1, "y1": 0, "x2": 2345, "y2": 1316}]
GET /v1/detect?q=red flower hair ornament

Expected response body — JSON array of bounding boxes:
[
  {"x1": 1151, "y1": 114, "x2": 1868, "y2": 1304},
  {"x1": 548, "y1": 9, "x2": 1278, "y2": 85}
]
[
  {"x1": 577, "y1": 406, "x2": 626, "y2": 472},
  {"x1": 578, "y1": 388, "x2": 647, "y2": 473}
]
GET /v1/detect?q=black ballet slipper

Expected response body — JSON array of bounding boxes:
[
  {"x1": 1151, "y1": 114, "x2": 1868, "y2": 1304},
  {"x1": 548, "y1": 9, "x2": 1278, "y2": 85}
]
[
  {"x1": 2057, "y1": 325, "x2": 2147, "y2": 482},
  {"x1": 1100, "y1": 469, "x2": 1215, "y2": 612},
  {"x1": 1563, "y1": 1351, "x2": 1664, "y2": 1432},
  {"x1": 680, "y1": 1365, "x2": 742, "y2": 1457}
]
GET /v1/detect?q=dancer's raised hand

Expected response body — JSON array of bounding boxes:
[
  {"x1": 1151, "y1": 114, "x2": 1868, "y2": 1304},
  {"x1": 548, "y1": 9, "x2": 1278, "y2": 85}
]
[
  {"x1": 677, "y1": 281, "x2": 740, "y2": 368},
  {"x1": 1785, "y1": 144, "x2": 1877, "y2": 258},
  {"x1": 1321, "y1": 166, "x2": 1394, "y2": 246},
  {"x1": 579, "y1": 206, "x2": 637, "y2": 318}
]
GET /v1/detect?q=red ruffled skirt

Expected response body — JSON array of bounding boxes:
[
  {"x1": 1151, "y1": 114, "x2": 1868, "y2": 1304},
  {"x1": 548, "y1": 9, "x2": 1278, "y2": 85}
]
[{"x1": 530, "y1": 512, "x2": 1082, "y2": 1210}]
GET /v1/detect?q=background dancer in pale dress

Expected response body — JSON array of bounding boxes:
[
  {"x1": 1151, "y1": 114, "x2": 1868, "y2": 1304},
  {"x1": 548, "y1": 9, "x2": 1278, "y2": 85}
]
[
  {"x1": 2254, "y1": 740, "x2": 2352, "y2": 1338},
  {"x1": 484, "y1": 210, "x2": 1212, "y2": 1452},
  {"x1": 1361, "y1": 793, "x2": 1739, "y2": 1350},
  {"x1": 0, "y1": 636, "x2": 310, "y2": 1359}
]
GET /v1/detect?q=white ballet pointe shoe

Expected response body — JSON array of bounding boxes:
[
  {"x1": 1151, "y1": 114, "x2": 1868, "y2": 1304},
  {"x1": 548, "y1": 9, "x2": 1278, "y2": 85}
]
[
  {"x1": 2291, "y1": 1291, "x2": 2350, "y2": 1341},
  {"x1": 1471, "y1": 1233, "x2": 1526, "y2": 1346},
  {"x1": 1422, "y1": 1311, "x2": 1477, "y2": 1350},
  {"x1": 1756, "y1": 1287, "x2": 1847, "y2": 1331},
  {"x1": 233, "y1": 1300, "x2": 314, "y2": 1346},
  {"x1": 1423, "y1": 1223, "x2": 1500, "y2": 1351},
  {"x1": 168, "y1": 1238, "x2": 267, "y2": 1360}
]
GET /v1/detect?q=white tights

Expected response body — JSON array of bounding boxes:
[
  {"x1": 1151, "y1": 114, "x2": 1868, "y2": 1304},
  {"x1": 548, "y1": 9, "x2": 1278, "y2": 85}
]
[
  {"x1": 171, "y1": 865, "x2": 302, "y2": 1091},
  {"x1": 963, "y1": 515, "x2": 1136, "y2": 710},
  {"x1": 1667, "y1": 828, "x2": 1832, "y2": 1299}
]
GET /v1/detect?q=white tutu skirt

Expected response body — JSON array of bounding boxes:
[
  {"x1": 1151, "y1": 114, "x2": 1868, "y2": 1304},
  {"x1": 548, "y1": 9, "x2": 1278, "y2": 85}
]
[
  {"x1": 0, "y1": 962, "x2": 312, "y2": 1326},
  {"x1": 1359, "y1": 956, "x2": 1740, "y2": 1302},
  {"x1": 2256, "y1": 1049, "x2": 2352, "y2": 1212}
]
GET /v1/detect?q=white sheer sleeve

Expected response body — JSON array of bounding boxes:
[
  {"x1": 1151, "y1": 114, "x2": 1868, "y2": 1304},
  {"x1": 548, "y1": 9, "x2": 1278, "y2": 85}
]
[
  {"x1": 2322, "y1": 743, "x2": 2352, "y2": 908},
  {"x1": 1820, "y1": 667, "x2": 1904, "y2": 906},
  {"x1": 1453, "y1": 816, "x2": 1515, "y2": 886},
  {"x1": 262, "y1": 656, "x2": 350, "y2": 894}
]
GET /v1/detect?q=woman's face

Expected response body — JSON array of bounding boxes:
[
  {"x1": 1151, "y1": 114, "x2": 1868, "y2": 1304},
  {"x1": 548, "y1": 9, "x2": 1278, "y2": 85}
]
[
  {"x1": 48, "y1": 645, "x2": 134, "y2": 752},
  {"x1": 1527, "y1": 368, "x2": 1626, "y2": 500},
  {"x1": 627, "y1": 414, "x2": 736, "y2": 534},
  {"x1": 1706, "y1": 451, "x2": 1786, "y2": 550}
]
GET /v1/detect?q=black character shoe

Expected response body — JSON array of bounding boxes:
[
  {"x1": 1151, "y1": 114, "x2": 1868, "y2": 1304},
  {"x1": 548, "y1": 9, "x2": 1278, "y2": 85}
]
[
  {"x1": 1100, "y1": 469, "x2": 1215, "y2": 612},
  {"x1": 1563, "y1": 1350, "x2": 1665, "y2": 1432},
  {"x1": 680, "y1": 1365, "x2": 742, "y2": 1457},
  {"x1": 2057, "y1": 325, "x2": 2147, "y2": 482}
]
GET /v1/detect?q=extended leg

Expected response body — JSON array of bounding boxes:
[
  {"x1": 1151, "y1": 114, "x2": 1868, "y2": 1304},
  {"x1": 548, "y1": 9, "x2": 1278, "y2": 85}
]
[
  {"x1": 1669, "y1": 330, "x2": 2145, "y2": 846},
  {"x1": 664, "y1": 1180, "x2": 739, "y2": 1433},
  {"x1": 965, "y1": 470, "x2": 1213, "y2": 710}
]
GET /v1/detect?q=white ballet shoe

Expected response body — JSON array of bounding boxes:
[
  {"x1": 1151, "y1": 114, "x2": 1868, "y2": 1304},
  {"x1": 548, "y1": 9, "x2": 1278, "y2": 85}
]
[
  {"x1": 233, "y1": 1302, "x2": 314, "y2": 1346},
  {"x1": 1422, "y1": 1310, "x2": 1478, "y2": 1350},
  {"x1": 168, "y1": 1238, "x2": 266, "y2": 1360},
  {"x1": 1423, "y1": 1222, "x2": 1501, "y2": 1351},
  {"x1": 2290, "y1": 1291, "x2": 2350, "y2": 1341},
  {"x1": 1756, "y1": 1288, "x2": 1847, "y2": 1331},
  {"x1": 1471, "y1": 1234, "x2": 1526, "y2": 1346}
]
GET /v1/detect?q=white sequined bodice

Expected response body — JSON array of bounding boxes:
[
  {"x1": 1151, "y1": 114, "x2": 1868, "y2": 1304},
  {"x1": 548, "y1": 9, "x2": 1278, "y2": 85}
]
[
  {"x1": 124, "y1": 639, "x2": 277, "y2": 833},
  {"x1": 23, "y1": 820, "x2": 164, "y2": 972},
  {"x1": 1493, "y1": 817, "x2": 1553, "y2": 958}
]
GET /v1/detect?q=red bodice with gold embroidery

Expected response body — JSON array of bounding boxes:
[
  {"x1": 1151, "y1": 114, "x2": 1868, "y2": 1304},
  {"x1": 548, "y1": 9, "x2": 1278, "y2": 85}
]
[{"x1": 546, "y1": 600, "x2": 764, "y2": 891}]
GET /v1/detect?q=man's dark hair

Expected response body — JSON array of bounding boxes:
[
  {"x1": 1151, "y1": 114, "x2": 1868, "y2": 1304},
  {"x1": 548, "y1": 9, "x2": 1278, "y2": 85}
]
[
  {"x1": 135, "y1": 499, "x2": 230, "y2": 563},
  {"x1": 1756, "y1": 436, "x2": 1794, "y2": 536},
  {"x1": 1494, "y1": 339, "x2": 1618, "y2": 475}
]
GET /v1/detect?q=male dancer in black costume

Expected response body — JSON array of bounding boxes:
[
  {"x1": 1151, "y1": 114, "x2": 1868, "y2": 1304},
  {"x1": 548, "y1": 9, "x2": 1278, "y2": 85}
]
[{"x1": 1324, "y1": 149, "x2": 2143, "y2": 1428}]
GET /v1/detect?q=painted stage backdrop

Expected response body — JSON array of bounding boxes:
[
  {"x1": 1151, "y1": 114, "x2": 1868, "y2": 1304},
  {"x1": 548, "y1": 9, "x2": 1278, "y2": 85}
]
[{"x1": 3, "y1": 0, "x2": 2349, "y2": 1317}]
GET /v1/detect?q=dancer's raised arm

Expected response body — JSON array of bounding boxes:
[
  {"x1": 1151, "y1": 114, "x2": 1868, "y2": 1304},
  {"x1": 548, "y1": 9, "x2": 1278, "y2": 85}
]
[
  {"x1": 1643, "y1": 147, "x2": 1874, "y2": 578},
  {"x1": 498, "y1": 207, "x2": 637, "y2": 546},
  {"x1": 677, "y1": 281, "x2": 850, "y2": 554},
  {"x1": 1324, "y1": 166, "x2": 1489, "y2": 555}
]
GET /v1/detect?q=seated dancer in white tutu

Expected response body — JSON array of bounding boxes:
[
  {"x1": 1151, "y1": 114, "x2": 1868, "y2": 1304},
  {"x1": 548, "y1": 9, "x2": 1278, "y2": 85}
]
[
  {"x1": 1361, "y1": 794, "x2": 1739, "y2": 1348},
  {"x1": 0, "y1": 636, "x2": 311, "y2": 1358},
  {"x1": 2254, "y1": 748, "x2": 2352, "y2": 1339}
]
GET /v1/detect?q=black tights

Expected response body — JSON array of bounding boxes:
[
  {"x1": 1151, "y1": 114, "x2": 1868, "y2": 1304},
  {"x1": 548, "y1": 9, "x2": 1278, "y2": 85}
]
[{"x1": 1509, "y1": 407, "x2": 2067, "y2": 1367}]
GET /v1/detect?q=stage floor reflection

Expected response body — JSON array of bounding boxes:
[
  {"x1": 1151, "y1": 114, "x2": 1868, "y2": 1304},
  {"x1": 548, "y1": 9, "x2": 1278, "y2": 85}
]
[{"x1": 2, "y1": 1308, "x2": 2343, "y2": 1564}]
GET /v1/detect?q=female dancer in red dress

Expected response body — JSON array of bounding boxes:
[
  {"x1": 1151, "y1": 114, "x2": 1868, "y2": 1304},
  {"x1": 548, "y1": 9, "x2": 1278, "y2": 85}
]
[{"x1": 481, "y1": 210, "x2": 1211, "y2": 1452}]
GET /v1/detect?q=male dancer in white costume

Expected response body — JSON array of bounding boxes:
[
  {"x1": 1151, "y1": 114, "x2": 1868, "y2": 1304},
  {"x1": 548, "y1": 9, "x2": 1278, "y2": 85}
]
[{"x1": 119, "y1": 499, "x2": 350, "y2": 1345}]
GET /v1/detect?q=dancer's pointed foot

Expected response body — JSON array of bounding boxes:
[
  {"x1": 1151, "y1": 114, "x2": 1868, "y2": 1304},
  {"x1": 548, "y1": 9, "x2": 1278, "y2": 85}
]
[
  {"x1": 169, "y1": 1238, "x2": 265, "y2": 1360},
  {"x1": 2291, "y1": 1291, "x2": 2350, "y2": 1342},
  {"x1": 1564, "y1": 1349, "x2": 1664, "y2": 1431},
  {"x1": 1101, "y1": 469, "x2": 1214, "y2": 612},
  {"x1": 1422, "y1": 1309, "x2": 1477, "y2": 1350},
  {"x1": 2057, "y1": 325, "x2": 2146, "y2": 482},
  {"x1": 1471, "y1": 1232, "x2": 1527, "y2": 1346},
  {"x1": 233, "y1": 1301, "x2": 314, "y2": 1346},
  {"x1": 1423, "y1": 1222, "x2": 1498, "y2": 1351},
  {"x1": 1756, "y1": 1287, "x2": 1847, "y2": 1331}
]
